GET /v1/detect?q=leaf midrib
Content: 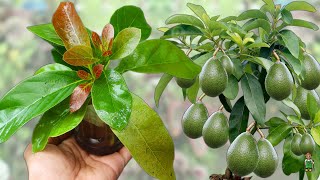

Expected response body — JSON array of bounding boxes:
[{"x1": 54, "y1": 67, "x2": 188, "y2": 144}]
[
  {"x1": 131, "y1": 122, "x2": 167, "y2": 173},
  {"x1": 0, "y1": 79, "x2": 83, "y2": 130}
]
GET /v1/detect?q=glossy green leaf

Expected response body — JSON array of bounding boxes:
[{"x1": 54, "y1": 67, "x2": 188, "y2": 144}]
[
  {"x1": 243, "y1": 19, "x2": 271, "y2": 33},
  {"x1": 154, "y1": 74, "x2": 173, "y2": 107},
  {"x1": 208, "y1": 21, "x2": 229, "y2": 31},
  {"x1": 308, "y1": 93, "x2": 320, "y2": 120},
  {"x1": 280, "y1": 30, "x2": 300, "y2": 59},
  {"x1": 265, "y1": 117, "x2": 287, "y2": 127},
  {"x1": 229, "y1": 97, "x2": 249, "y2": 142},
  {"x1": 237, "y1": 9, "x2": 269, "y2": 21},
  {"x1": 267, "y1": 124, "x2": 292, "y2": 146},
  {"x1": 35, "y1": 63, "x2": 72, "y2": 75},
  {"x1": 112, "y1": 94, "x2": 175, "y2": 180},
  {"x1": 163, "y1": 24, "x2": 203, "y2": 38},
  {"x1": 110, "y1": 6, "x2": 151, "y2": 41},
  {"x1": 281, "y1": 8, "x2": 293, "y2": 24},
  {"x1": 116, "y1": 39, "x2": 201, "y2": 79},
  {"x1": 282, "y1": 136, "x2": 305, "y2": 175},
  {"x1": 226, "y1": 32, "x2": 243, "y2": 46},
  {"x1": 63, "y1": 45, "x2": 98, "y2": 66},
  {"x1": 193, "y1": 52, "x2": 213, "y2": 67},
  {"x1": 27, "y1": 23, "x2": 64, "y2": 47},
  {"x1": 279, "y1": 50, "x2": 302, "y2": 75},
  {"x1": 223, "y1": 75, "x2": 239, "y2": 100},
  {"x1": 311, "y1": 126, "x2": 320, "y2": 146},
  {"x1": 32, "y1": 98, "x2": 87, "y2": 152},
  {"x1": 52, "y1": 2, "x2": 91, "y2": 49},
  {"x1": 232, "y1": 58, "x2": 244, "y2": 80},
  {"x1": 92, "y1": 69, "x2": 132, "y2": 131},
  {"x1": 195, "y1": 42, "x2": 214, "y2": 51},
  {"x1": 219, "y1": 94, "x2": 232, "y2": 113},
  {"x1": 165, "y1": 14, "x2": 204, "y2": 28},
  {"x1": 111, "y1": 28, "x2": 141, "y2": 60},
  {"x1": 0, "y1": 71, "x2": 83, "y2": 143},
  {"x1": 220, "y1": 16, "x2": 237, "y2": 22},
  {"x1": 187, "y1": 3, "x2": 210, "y2": 26},
  {"x1": 186, "y1": 77, "x2": 199, "y2": 104},
  {"x1": 282, "y1": 99, "x2": 301, "y2": 118},
  {"x1": 246, "y1": 42, "x2": 270, "y2": 49},
  {"x1": 262, "y1": 0, "x2": 275, "y2": 8},
  {"x1": 287, "y1": 115, "x2": 304, "y2": 125},
  {"x1": 241, "y1": 74, "x2": 266, "y2": 125},
  {"x1": 290, "y1": 19, "x2": 319, "y2": 31},
  {"x1": 285, "y1": 1, "x2": 316, "y2": 12},
  {"x1": 210, "y1": 15, "x2": 220, "y2": 21},
  {"x1": 314, "y1": 110, "x2": 320, "y2": 124}
]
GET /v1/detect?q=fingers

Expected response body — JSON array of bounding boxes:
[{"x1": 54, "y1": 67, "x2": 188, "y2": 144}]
[
  {"x1": 118, "y1": 147, "x2": 132, "y2": 165},
  {"x1": 48, "y1": 130, "x2": 74, "y2": 145},
  {"x1": 24, "y1": 143, "x2": 33, "y2": 161}
]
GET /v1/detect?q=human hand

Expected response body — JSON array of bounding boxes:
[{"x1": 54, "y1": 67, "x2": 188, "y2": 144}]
[{"x1": 24, "y1": 133, "x2": 131, "y2": 180}]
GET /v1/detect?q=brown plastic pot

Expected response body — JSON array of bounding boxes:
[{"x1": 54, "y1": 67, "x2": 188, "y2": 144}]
[{"x1": 74, "y1": 105, "x2": 123, "y2": 156}]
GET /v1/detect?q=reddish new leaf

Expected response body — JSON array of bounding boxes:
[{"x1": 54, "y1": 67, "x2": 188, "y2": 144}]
[
  {"x1": 52, "y1": 2, "x2": 91, "y2": 49},
  {"x1": 70, "y1": 84, "x2": 91, "y2": 112},
  {"x1": 93, "y1": 64, "x2": 104, "y2": 79},
  {"x1": 91, "y1": 31, "x2": 102, "y2": 51},
  {"x1": 63, "y1": 45, "x2": 99, "y2": 66},
  {"x1": 77, "y1": 70, "x2": 91, "y2": 80},
  {"x1": 102, "y1": 24, "x2": 114, "y2": 51},
  {"x1": 103, "y1": 50, "x2": 112, "y2": 57}
]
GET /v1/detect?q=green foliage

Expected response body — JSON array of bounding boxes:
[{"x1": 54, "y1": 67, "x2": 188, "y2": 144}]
[
  {"x1": 0, "y1": 71, "x2": 83, "y2": 143},
  {"x1": 32, "y1": 98, "x2": 88, "y2": 152},
  {"x1": 241, "y1": 74, "x2": 266, "y2": 125},
  {"x1": 116, "y1": 39, "x2": 201, "y2": 78},
  {"x1": 229, "y1": 97, "x2": 249, "y2": 142},
  {"x1": 27, "y1": 23, "x2": 64, "y2": 46},
  {"x1": 92, "y1": 70, "x2": 132, "y2": 131},
  {"x1": 156, "y1": 1, "x2": 320, "y2": 178},
  {"x1": 0, "y1": 2, "x2": 212, "y2": 179},
  {"x1": 282, "y1": 136, "x2": 304, "y2": 175},
  {"x1": 111, "y1": 28, "x2": 141, "y2": 59},
  {"x1": 112, "y1": 94, "x2": 175, "y2": 180},
  {"x1": 110, "y1": 6, "x2": 152, "y2": 41}
]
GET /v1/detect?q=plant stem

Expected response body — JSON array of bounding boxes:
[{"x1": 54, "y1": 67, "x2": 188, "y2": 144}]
[
  {"x1": 218, "y1": 105, "x2": 224, "y2": 111},
  {"x1": 273, "y1": 50, "x2": 280, "y2": 62},
  {"x1": 198, "y1": 93, "x2": 206, "y2": 102},
  {"x1": 257, "y1": 127, "x2": 265, "y2": 138},
  {"x1": 213, "y1": 47, "x2": 220, "y2": 58},
  {"x1": 186, "y1": 48, "x2": 192, "y2": 56},
  {"x1": 246, "y1": 121, "x2": 256, "y2": 132}
]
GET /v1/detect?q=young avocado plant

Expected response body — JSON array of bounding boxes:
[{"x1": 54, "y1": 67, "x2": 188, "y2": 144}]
[
  {"x1": 0, "y1": 2, "x2": 202, "y2": 180},
  {"x1": 156, "y1": 0, "x2": 320, "y2": 179}
]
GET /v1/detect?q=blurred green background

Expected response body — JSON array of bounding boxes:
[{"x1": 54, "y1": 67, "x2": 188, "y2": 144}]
[{"x1": 0, "y1": 0, "x2": 319, "y2": 179}]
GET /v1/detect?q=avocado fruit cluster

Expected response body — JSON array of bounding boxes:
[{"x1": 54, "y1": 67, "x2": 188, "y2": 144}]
[
  {"x1": 291, "y1": 133, "x2": 315, "y2": 156},
  {"x1": 265, "y1": 53, "x2": 320, "y2": 102},
  {"x1": 182, "y1": 102, "x2": 229, "y2": 148},
  {"x1": 227, "y1": 132, "x2": 278, "y2": 177}
]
